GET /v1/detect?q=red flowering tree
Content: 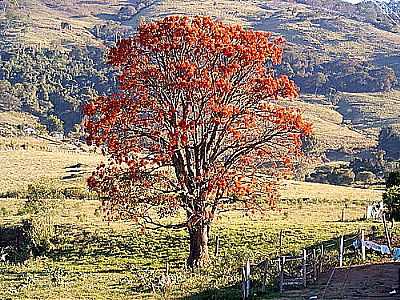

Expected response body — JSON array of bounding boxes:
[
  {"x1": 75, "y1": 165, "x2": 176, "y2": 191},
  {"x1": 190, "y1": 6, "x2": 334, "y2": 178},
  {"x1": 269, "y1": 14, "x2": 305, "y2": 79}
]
[{"x1": 84, "y1": 16, "x2": 312, "y2": 267}]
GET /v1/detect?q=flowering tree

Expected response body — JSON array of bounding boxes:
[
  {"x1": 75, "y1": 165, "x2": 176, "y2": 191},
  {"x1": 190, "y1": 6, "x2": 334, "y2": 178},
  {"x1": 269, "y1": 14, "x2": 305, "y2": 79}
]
[{"x1": 84, "y1": 16, "x2": 312, "y2": 267}]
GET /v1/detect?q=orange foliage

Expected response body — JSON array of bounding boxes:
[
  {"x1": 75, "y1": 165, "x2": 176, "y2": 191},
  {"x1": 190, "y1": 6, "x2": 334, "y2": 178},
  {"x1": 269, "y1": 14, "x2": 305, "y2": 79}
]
[{"x1": 83, "y1": 16, "x2": 311, "y2": 227}]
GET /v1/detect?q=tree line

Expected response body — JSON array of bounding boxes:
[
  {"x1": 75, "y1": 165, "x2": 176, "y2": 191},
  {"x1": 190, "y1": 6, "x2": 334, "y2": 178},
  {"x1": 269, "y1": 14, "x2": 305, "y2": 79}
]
[
  {"x1": 279, "y1": 51, "x2": 398, "y2": 95},
  {"x1": 0, "y1": 46, "x2": 116, "y2": 132}
]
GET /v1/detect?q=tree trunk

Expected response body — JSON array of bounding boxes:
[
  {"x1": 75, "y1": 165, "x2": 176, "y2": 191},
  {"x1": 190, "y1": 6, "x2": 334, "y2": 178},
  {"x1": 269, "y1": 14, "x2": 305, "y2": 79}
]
[{"x1": 187, "y1": 223, "x2": 210, "y2": 268}]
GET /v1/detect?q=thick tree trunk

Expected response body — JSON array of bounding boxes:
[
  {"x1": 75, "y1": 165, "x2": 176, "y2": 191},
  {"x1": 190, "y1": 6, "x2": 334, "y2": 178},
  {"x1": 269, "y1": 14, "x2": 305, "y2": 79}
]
[{"x1": 187, "y1": 223, "x2": 210, "y2": 268}]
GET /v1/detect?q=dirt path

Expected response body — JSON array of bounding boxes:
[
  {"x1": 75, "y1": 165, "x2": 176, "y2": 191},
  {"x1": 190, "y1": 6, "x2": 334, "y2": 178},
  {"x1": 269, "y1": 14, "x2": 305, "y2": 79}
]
[{"x1": 280, "y1": 262, "x2": 400, "y2": 299}]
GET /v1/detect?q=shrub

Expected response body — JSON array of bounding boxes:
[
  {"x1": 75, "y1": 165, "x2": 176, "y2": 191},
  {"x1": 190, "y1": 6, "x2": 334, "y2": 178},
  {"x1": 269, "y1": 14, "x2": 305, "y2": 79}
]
[
  {"x1": 0, "y1": 217, "x2": 55, "y2": 263},
  {"x1": 355, "y1": 171, "x2": 376, "y2": 183},
  {"x1": 383, "y1": 186, "x2": 400, "y2": 221},
  {"x1": 26, "y1": 178, "x2": 65, "y2": 201},
  {"x1": 327, "y1": 169, "x2": 355, "y2": 185},
  {"x1": 28, "y1": 215, "x2": 55, "y2": 254},
  {"x1": 62, "y1": 186, "x2": 96, "y2": 200},
  {"x1": 385, "y1": 171, "x2": 400, "y2": 188}
]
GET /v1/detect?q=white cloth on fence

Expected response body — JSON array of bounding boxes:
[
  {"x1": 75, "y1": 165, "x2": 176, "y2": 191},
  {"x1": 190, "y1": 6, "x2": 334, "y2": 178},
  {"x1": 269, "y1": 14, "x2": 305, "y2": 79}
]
[
  {"x1": 352, "y1": 239, "x2": 361, "y2": 249},
  {"x1": 393, "y1": 248, "x2": 400, "y2": 261},
  {"x1": 380, "y1": 245, "x2": 391, "y2": 255},
  {"x1": 363, "y1": 241, "x2": 381, "y2": 252}
]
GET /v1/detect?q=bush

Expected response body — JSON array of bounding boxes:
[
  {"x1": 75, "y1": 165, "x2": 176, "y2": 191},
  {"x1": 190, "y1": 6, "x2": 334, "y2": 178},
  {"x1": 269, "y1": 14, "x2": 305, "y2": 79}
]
[
  {"x1": 386, "y1": 171, "x2": 400, "y2": 188},
  {"x1": 62, "y1": 186, "x2": 96, "y2": 200},
  {"x1": 0, "y1": 217, "x2": 54, "y2": 263},
  {"x1": 327, "y1": 168, "x2": 355, "y2": 185},
  {"x1": 383, "y1": 186, "x2": 400, "y2": 221},
  {"x1": 26, "y1": 178, "x2": 65, "y2": 201},
  {"x1": 28, "y1": 215, "x2": 55, "y2": 253},
  {"x1": 356, "y1": 171, "x2": 376, "y2": 183}
]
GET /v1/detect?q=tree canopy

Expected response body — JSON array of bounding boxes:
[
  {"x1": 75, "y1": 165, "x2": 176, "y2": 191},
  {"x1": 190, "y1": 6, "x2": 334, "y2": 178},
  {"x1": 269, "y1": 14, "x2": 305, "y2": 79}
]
[{"x1": 84, "y1": 16, "x2": 311, "y2": 266}]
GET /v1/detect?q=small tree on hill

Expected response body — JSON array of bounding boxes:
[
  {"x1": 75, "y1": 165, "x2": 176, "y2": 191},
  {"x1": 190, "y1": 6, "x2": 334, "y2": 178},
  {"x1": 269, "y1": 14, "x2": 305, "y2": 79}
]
[
  {"x1": 83, "y1": 16, "x2": 311, "y2": 267},
  {"x1": 386, "y1": 171, "x2": 400, "y2": 188},
  {"x1": 384, "y1": 171, "x2": 400, "y2": 222},
  {"x1": 383, "y1": 186, "x2": 400, "y2": 222}
]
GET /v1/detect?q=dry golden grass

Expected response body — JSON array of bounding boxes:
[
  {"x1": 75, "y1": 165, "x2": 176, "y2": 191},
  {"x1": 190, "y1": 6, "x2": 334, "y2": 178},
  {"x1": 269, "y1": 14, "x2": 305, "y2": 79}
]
[
  {"x1": 280, "y1": 180, "x2": 382, "y2": 204},
  {"x1": 283, "y1": 97, "x2": 376, "y2": 151},
  {"x1": 0, "y1": 148, "x2": 102, "y2": 193},
  {"x1": 0, "y1": 111, "x2": 40, "y2": 127},
  {"x1": 338, "y1": 91, "x2": 400, "y2": 137}
]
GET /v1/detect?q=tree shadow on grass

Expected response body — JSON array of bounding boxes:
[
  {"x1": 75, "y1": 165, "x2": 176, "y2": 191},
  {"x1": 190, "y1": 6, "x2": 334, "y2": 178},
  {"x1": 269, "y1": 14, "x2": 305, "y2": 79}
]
[
  {"x1": 49, "y1": 223, "x2": 187, "y2": 266},
  {"x1": 179, "y1": 285, "x2": 280, "y2": 300},
  {"x1": 178, "y1": 284, "x2": 241, "y2": 300}
]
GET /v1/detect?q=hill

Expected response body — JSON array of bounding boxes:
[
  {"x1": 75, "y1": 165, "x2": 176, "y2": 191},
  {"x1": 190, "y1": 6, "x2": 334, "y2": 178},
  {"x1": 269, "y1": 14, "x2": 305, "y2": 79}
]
[
  {"x1": 0, "y1": 0, "x2": 399, "y2": 156},
  {"x1": 336, "y1": 90, "x2": 400, "y2": 138}
]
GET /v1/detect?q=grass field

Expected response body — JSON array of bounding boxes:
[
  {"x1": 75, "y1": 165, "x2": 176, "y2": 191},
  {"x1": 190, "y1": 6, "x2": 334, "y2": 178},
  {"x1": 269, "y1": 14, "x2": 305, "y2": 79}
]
[
  {"x1": 0, "y1": 146, "x2": 393, "y2": 299},
  {"x1": 0, "y1": 148, "x2": 102, "y2": 194},
  {"x1": 0, "y1": 196, "x2": 388, "y2": 300},
  {"x1": 283, "y1": 97, "x2": 376, "y2": 151},
  {"x1": 337, "y1": 91, "x2": 400, "y2": 138}
]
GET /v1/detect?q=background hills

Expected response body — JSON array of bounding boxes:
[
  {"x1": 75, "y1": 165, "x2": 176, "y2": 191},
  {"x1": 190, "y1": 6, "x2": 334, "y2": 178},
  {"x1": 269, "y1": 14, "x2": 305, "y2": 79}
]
[{"x1": 0, "y1": 0, "x2": 400, "y2": 160}]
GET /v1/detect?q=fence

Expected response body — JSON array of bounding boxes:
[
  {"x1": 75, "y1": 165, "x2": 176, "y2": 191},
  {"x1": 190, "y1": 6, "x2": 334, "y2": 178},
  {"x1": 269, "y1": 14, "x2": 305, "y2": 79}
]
[{"x1": 240, "y1": 228, "x2": 384, "y2": 299}]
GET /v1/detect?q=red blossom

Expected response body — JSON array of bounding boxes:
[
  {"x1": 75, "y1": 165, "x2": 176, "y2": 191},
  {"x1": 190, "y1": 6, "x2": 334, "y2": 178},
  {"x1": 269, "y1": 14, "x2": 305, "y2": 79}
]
[{"x1": 83, "y1": 16, "x2": 312, "y2": 228}]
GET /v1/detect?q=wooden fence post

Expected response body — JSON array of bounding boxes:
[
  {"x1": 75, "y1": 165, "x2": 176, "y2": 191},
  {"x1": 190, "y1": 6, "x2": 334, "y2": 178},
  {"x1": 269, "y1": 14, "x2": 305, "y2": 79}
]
[
  {"x1": 241, "y1": 266, "x2": 246, "y2": 300},
  {"x1": 341, "y1": 208, "x2": 345, "y2": 222},
  {"x1": 279, "y1": 256, "x2": 285, "y2": 293},
  {"x1": 319, "y1": 244, "x2": 324, "y2": 274},
  {"x1": 241, "y1": 260, "x2": 251, "y2": 300},
  {"x1": 361, "y1": 229, "x2": 366, "y2": 261},
  {"x1": 339, "y1": 236, "x2": 344, "y2": 268},
  {"x1": 382, "y1": 214, "x2": 392, "y2": 251},
  {"x1": 214, "y1": 236, "x2": 220, "y2": 257},
  {"x1": 313, "y1": 248, "x2": 317, "y2": 281},
  {"x1": 261, "y1": 259, "x2": 269, "y2": 293},
  {"x1": 303, "y1": 249, "x2": 307, "y2": 288}
]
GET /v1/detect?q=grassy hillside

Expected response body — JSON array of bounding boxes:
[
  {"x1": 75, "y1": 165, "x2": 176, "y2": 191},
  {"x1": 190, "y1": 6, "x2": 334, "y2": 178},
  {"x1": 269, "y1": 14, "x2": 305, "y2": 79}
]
[
  {"x1": 337, "y1": 90, "x2": 400, "y2": 137},
  {"x1": 3, "y1": 0, "x2": 119, "y2": 48},
  {"x1": 0, "y1": 145, "x2": 102, "y2": 194},
  {"x1": 7, "y1": 0, "x2": 400, "y2": 63},
  {"x1": 284, "y1": 96, "x2": 376, "y2": 151}
]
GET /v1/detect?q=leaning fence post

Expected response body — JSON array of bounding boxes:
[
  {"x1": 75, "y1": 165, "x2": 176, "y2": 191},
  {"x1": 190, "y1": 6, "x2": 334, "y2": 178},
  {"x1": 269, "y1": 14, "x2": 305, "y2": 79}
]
[
  {"x1": 241, "y1": 266, "x2": 246, "y2": 299},
  {"x1": 246, "y1": 260, "x2": 250, "y2": 299},
  {"x1": 303, "y1": 249, "x2": 307, "y2": 288},
  {"x1": 361, "y1": 229, "x2": 366, "y2": 261},
  {"x1": 382, "y1": 214, "x2": 392, "y2": 251},
  {"x1": 339, "y1": 236, "x2": 344, "y2": 267}
]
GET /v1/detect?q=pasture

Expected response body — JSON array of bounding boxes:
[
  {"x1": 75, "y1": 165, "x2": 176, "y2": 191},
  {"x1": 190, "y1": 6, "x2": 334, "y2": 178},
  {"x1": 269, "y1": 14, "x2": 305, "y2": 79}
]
[{"x1": 0, "y1": 147, "x2": 392, "y2": 299}]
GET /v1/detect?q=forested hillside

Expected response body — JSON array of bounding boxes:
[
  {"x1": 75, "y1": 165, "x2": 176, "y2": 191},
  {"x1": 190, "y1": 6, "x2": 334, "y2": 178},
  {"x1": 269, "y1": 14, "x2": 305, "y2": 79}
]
[{"x1": 0, "y1": 0, "x2": 399, "y2": 143}]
